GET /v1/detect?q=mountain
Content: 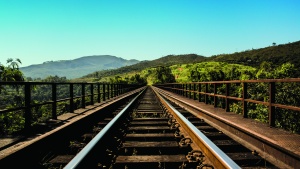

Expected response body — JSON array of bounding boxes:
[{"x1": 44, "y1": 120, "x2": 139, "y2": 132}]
[
  {"x1": 82, "y1": 41, "x2": 300, "y2": 79},
  {"x1": 82, "y1": 54, "x2": 207, "y2": 78},
  {"x1": 210, "y1": 41, "x2": 300, "y2": 67},
  {"x1": 20, "y1": 55, "x2": 139, "y2": 79}
]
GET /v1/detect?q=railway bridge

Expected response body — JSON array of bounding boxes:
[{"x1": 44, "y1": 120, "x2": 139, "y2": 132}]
[{"x1": 0, "y1": 79, "x2": 299, "y2": 168}]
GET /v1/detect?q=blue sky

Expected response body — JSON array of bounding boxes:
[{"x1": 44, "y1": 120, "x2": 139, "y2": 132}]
[{"x1": 1, "y1": 0, "x2": 300, "y2": 67}]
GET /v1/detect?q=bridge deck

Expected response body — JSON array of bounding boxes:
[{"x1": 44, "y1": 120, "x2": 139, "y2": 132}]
[{"x1": 1, "y1": 87, "x2": 299, "y2": 168}]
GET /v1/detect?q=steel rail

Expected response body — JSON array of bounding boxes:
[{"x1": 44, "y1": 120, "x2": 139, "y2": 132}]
[
  {"x1": 63, "y1": 87, "x2": 146, "y2": 169},
  {"x1": 153, "y1": 86, "x2": 241, "y2": 169}
]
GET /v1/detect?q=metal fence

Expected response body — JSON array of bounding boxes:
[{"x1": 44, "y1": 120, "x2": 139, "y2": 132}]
[
  {"x1": 0, "y1": 81, "x2": 143, "y2": 134},
  {"x1": 154, "y1": 78, "x2": 300, "y2": 128}
]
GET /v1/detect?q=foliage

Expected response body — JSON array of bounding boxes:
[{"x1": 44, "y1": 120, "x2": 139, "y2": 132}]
[
  {"x1": 81, "y1": 41, "x2": 300, "y2": 81},
  {"x1": 108, "y1": 74, "x2": 147, "y2": 85},
  {"x1": 0, "y1": 58, "x2": 25, "y2": 82},
  {"x1": 182, "y1": 61, "x2": 300, "y2": 133},
  {"x1": 152, "y1": 66, "x2": 176, "y2": 84},
  {"x1": 78, "y1": 60, "x2": 300, "y2": 133},
  {"x1": 182, "y1": 62, "x2": 256, "y2": 82},
  {"x1": 41, "y1": 75, "x2": 69, "y2": 83},
  {"x1": 210, "y1": 41, "x2": 300, "y2": 70},
  {"x1": 81, "y1": 54, "x2": 206, "y2": 80}
]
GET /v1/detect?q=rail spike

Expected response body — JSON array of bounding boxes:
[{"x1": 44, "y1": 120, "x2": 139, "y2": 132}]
[
  {"x1": 174, "y1": 130, "x2": 183, "y2": 138},
  {"x1": 186, "y1": 150, "x2": 204, "y2": 162},
  {"x1": 170, "y1": 122, "x2": 180, "y2": 130},
  {"x1": 179, "y1": 137, "x2": 192, "y2": 148},
  {"x1": 168, "y1": 118, "x2": 176, "y2": 125}
]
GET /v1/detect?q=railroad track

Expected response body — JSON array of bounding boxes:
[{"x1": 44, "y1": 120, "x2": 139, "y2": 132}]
[
  {"x1": 154, "y1": 89, "x2": 277, "y2": 169},
  {"x1": 62, "y1": 86, "x2": 277, "y2": 169},
  {"x1": 0, "y1": 86, "x2": 278, "y2": 168}
]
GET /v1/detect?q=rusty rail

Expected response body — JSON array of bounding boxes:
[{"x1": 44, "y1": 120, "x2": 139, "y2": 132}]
[
  {"x1": 153, "y1": 87, "x2": 241, "y2": 169},
  {"x1": 64, "y1": 87, "x2": 146, "y2": 169}
]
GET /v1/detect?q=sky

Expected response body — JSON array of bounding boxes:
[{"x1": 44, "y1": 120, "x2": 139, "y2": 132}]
[{"x1": 0, "y1": 0, "x2": 300, "y2": 67}]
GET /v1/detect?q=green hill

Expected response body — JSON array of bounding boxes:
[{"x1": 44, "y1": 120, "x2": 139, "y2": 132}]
[
  {"x1": 81, "y1": 40, "x2": 300, "y2": 81},
  {"x1": 82, "y1": 54, "x2": 207, "y2": 79},
  {"x1": 210, "y1": 41, "x2": 300, "y2": 67}
]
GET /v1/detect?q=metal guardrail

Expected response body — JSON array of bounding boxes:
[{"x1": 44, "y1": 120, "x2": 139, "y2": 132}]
[
  {"x1": 154, "y1": 78, "x2": 300, "y2": 128},
  {"x1": 0, "y1": 81, "x2": 143, "y2": 133}
]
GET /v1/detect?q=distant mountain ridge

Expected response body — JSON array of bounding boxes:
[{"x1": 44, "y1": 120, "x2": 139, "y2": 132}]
[
  {"x1": 82, "y1": 41, "x2": 300, "y2": 79},
  {"x1": 82, "y1": 54, "x2": 207, "y2": 79},
  {"x1": 21, "y1": 41, "x2": 300, "y2": 80},
  {"x1": 20, "y1": 55, "x2": 139, "y2": 79},
  {"x1": 210, "y1": 40, "x2": 300, "y2": 67}
]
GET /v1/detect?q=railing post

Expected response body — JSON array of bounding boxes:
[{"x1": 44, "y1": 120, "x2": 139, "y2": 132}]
[
  {"x1": 243, "y1": 82, "x2": 248, "y2": 118},
  {"x1": 81, "y1": 83, "x2": 85, "y2": 108},
  {"x1": 179, "y1": 84, "x2": 181, "y2": 96},
  {"x1": 52, "y1": 83, "x2": 57, "y2": 119},
  {"x1": 214, "y1": 83, "x2": 217, "y2": 107},
  {"x1": 111, "y1": 84, "x2": 113, "y2": 97},
  {"x1": 97, "y1": 83, "x2": 100, "y2": 103},
  {"x1": 110, "y1": 84, "x2": 112, "y2": 99},
  {"x1": 113, "y1": 84, "x2": 116, "y2": 97},
  {"x1": 189, "y1": 84, "x2": 192, "y2": 99},
  {"x1": 120, "y1": 84, "x2": 122, "y2": 94},
  {"x1": 225, "y1": 83, "x2": 230, "y2": 112},
  {"x1": 172, "y1": 84, "x2": 174, "y2": 93},
  {"x1": 24, "y1": 83, "x2": 31, "y2": 134},
  {"x1": 116, "y1": 84, "x2": 119, "y2": 96},
  {"x1": 120, "y1": 84, "x2": 122, "y2": 95},
  {"x1": 102, "y1": 84, "x2": 106, "y2": 101},
  {"x1": 117, "y1": 84, "x2": 119, "y2": 96},
  {"x1": 193, "y1": 84, "x2": 196, "y2": 100},
  {"x1": 185, "y1": 84, "x2": 189, "y2": 97},
  {"x1": 198, "y1": 83, "x2": 201, "y2": 102},
  {"x1": 120, "y1": 84, "x2": 123, "y2": 94},
  {"x1": 205, "y1": 83, "x2": 208, "y2": 104},
  {"x1": 90, "y1": 84, "x2": 94, "y2": 105},
  {"x1": 113, "y1": 84, "x2": 115, "y2": 97},
  {"x1": 269, "y1": 82, "x2": 276, "y2": 127},
  {"x1": 185, "y1": 84, "x2": 188, "y2": 97},
  {"x1": 107, "y1": 84, "x2": 110, "y2": 99},
  {"x1": 70, "y1": 83, "x2": 74, "y2": 113}
]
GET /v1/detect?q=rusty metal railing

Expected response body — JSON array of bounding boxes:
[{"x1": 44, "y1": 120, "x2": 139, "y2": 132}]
[
  {"x1": 154, "y1": 78, "x2": 300, "y2": 128},
  {"x1": 0, "y1": 81, "x2": 143, "y2": 134}
]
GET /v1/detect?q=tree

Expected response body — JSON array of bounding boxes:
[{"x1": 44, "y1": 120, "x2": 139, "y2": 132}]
[
  {"x1": 256, "y1": 61, "x2": 273, "y2": 79},
  {"x1": 153, "y1": 66, "x2": 175, "y2": 84},
  {"x1": 0, "y1": 58, "x2": 24, "y2": 82},
  {"x1": 129, "y1": 74, "x2": 147, "y2": 84},
  {"x1": 42, "y1": 75, "x2": 68, "y2": 82}
]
